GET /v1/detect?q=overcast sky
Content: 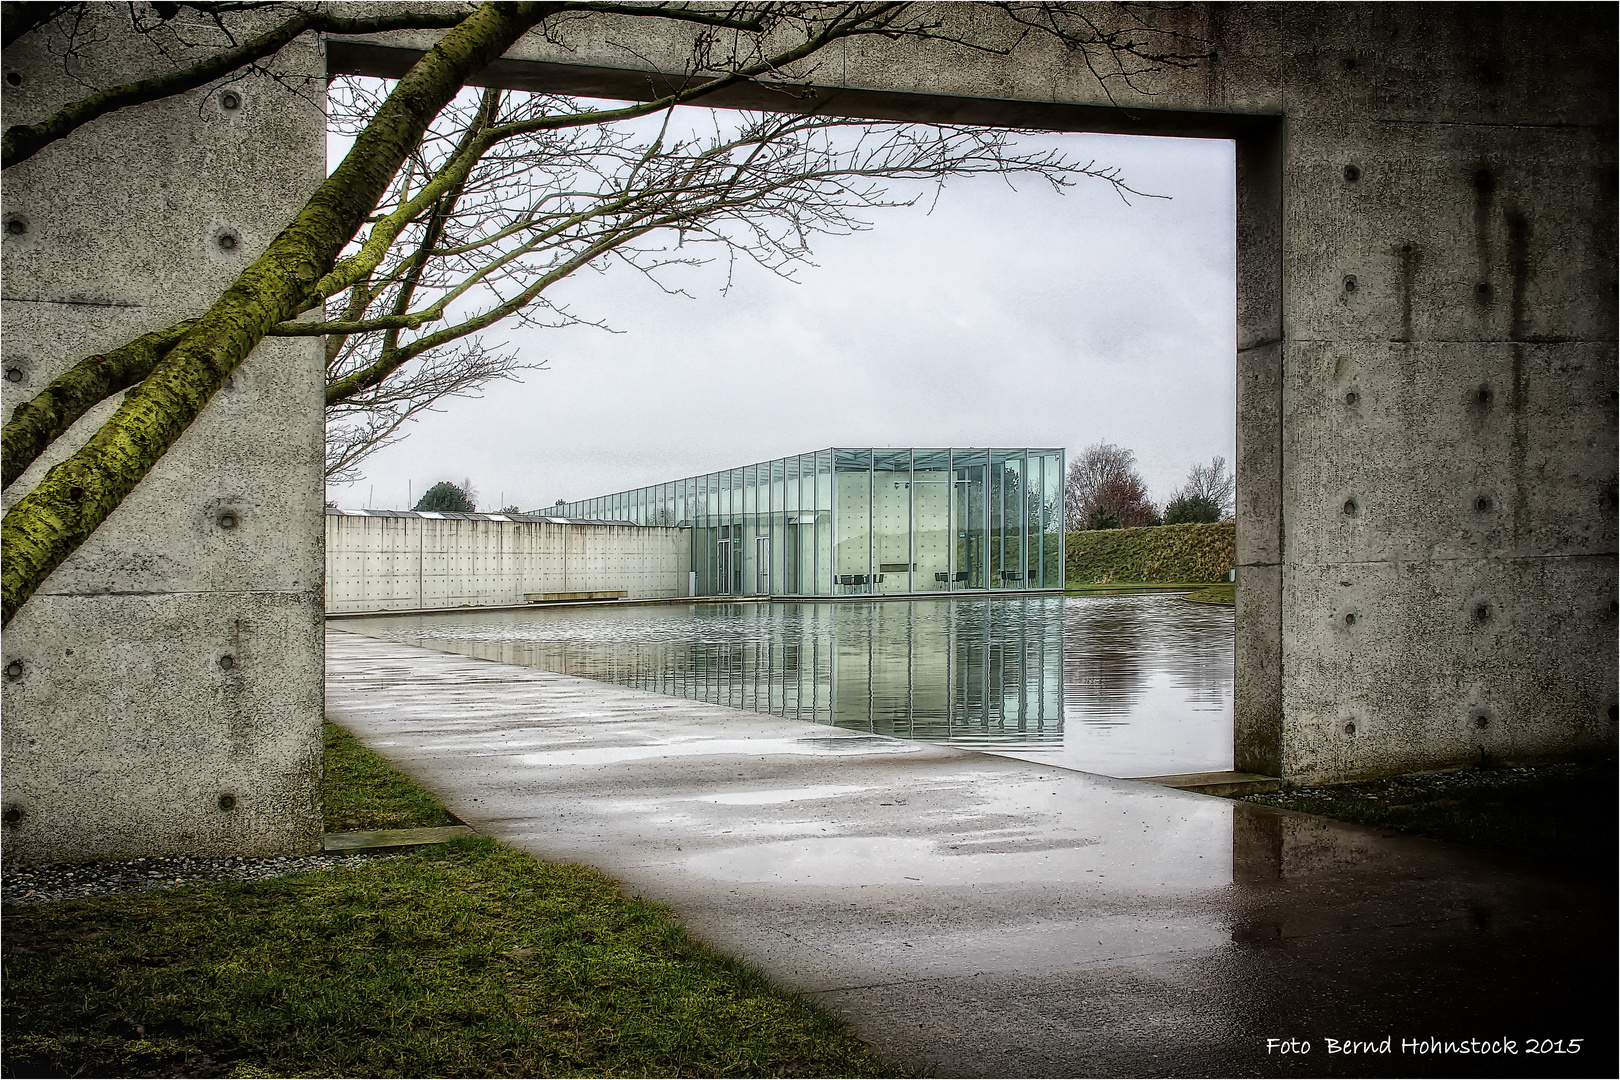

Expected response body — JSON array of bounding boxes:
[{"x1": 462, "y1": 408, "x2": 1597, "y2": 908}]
[{"x1": 327, "y1": 124, "x2": 1235, "y2": 514}]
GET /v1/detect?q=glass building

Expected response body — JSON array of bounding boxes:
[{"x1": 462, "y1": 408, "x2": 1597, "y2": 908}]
[{"x1": 552, "y1": 447, "x2": 1065, "y2": 598}]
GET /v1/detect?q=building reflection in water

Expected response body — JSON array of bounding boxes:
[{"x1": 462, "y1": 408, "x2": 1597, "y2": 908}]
[{"x1": 339, "y1": 592, "x2": 1232, "y2": 774}]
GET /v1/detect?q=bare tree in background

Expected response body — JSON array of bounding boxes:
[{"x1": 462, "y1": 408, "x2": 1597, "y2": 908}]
[
  {"x1": 1066, "y1": 440, "x2": 1154, "y2": 528},
  {"x1": 1092, "y1": 471, "x2": 1157, "y2": 528},
  {"x1": 1183, "y1": 455, "x2": 1234, "y2": 517}
]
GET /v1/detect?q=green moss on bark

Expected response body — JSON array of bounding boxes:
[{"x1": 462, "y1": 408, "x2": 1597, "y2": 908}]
[{"x1": 1, "y1": 322, "x2": 195, "y2": 491}]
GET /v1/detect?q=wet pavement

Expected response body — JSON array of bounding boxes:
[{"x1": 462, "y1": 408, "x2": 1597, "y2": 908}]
[{"x1": 326, "y1": 629, "x2": 1614, "y2": 1078}]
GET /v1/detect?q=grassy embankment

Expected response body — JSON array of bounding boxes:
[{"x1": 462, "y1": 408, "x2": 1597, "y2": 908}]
[
  {"x1": 1066, "y1": 521, "x2": 1234, "y2": 604},
  {"x1": 1, "y1": 723, "x2": 899, "y2": 1079}
]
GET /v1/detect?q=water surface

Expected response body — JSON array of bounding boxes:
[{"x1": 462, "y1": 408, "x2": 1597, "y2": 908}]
[{"x1": 337, "y1": 593, "x2": 1233, "y2": 777}]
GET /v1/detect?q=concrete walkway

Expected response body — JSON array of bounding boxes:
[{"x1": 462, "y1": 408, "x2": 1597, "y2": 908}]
[{"x1": 326, "y1": 630, "x2": 1614, "y2": 1078}]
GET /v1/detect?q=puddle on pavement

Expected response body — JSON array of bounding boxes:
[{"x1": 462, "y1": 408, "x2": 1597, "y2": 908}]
[{"x1": 337, "y1": 593, "x2": 1233, "y2": 777}]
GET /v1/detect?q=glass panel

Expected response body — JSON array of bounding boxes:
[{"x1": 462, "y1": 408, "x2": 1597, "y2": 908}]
[
  {"x1": 698, "y1": 474, "x2": 714, "y2": 595},
  {"x1": 770, "y1": 458, "x2": 786, "y2": 596},
  {"x1": 742, "y1": 464, "x2": 757, "y2": 593},
  {"x1": 1025, "y1": 453, "x2": 1041, "y2": 587},
  {"x1": 727, "y1": 470, "x2": 743, "y2": 594},
  {"x1": 873, "y1": 449, "x2": 912, "y2": 594},
  {"x1": 815, "y1": 450, "x2": 833, "y2": 595},
  {"x1": 989, "y1": 451, "x2": 1010, "y2": 589},
  {"x1": 1003, "y1": 453, "x2": 1027, "y2": 589},
  {"x1": 909, "y1": 449, "x2": 951, "y2": 592},
  {"x1": 1044, "y1": 450, "x2": 1064, "y2": 589},
  {"x1": 834, "y1": 448, "x2": 872, "y2": 593},
  {"x1": 796, "y1": 455, "x2": 813, "y2": 595},
  {"x1": 954, "y1": 450, "x2": 987, "y2": 590}
]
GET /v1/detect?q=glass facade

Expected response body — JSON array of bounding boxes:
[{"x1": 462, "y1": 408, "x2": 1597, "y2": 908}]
[{"x1": 553, "y1": 447, "x2": 1065, "y2": 598}]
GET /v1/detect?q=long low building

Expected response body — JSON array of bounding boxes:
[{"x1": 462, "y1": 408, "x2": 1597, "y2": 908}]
[
  {"x1": 325, "y1": 509, "x2": 691, "y2": 613},
  {"x1": 554, "y1": 447, "x2": 1066, "y2": 598}
]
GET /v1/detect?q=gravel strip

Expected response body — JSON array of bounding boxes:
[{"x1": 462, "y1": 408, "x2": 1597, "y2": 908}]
[
  {"x1": 1241, "y1": 761, "x2": 1587, "y2": 807},
  {"x1": 2, "y1": 849, "x2": 409, "y2": 905}
]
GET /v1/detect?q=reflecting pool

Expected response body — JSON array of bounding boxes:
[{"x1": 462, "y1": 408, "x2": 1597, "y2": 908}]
[{"x1": 336, "y1": 593, "x2": 1233, "y2": 778}]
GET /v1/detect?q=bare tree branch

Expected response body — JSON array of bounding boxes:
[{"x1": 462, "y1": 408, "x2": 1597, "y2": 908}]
[
  {"x1": 2, "y1": 320, "x2": 198, "y2": 490},
  {"x1": 2, "y1": 5, "x2": 477, "y2": 169}
]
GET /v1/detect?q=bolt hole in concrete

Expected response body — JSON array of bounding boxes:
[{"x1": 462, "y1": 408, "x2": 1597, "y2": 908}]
[
  {"x1": 217, "y1": 233, "x2": 238, "y2": 251},
  {"x1": 3, "y1": 807, "x2": 21, "y2": 824},
  {"x1": 1476, "y1": 495, "x2": 1492, "y2": 513},
  {"x1": 4, "y1": 660, "x2": 21, "y2": 679},
  {"x1": 1343, "y1": 498, "x2": 1358, "y2": 516},
  {"x1": 5, "y1": 71, "x2": 19, "y2": 86},
  {"x1": 5, "y1": 217, "x2": 26, "y2": 235},
  {"x1": 1474, "y1": 714, "x2": 1489, "y2": 729},
  {"x1": 218, "y1": 512, "x2": 238, "y2": 529},
  {"x1": 1343, "y1": 613, "x2": 1356, "y2": 626},
  {"x1": 219, "y1": 90, "x2": 241, "y2": 110},
  {"x1": 1344, "y1": 389, "x2": 1359, "y2": 405},
  {"x1": 1474, "y1": 603, "x2": 1492, "y2": 622},
  {"x1": 1344, "y1": 722, "x2": 1357, "y2": 735},
  {"x1": 1342, "y1": 163, "x2": 1360, "y2": 183},
  {"x1": 4, "y1": 367, "x2": 22, "y2": 382},
  {"x1": 1342, "y1": 273, "x2": 1357, "y2": 292},
  {"x1": 337, "y1": 595, "x2": 1235, "y2": 779},
  {"x1": 218, "y1": 654, "x2": 235, "y2": 671},
  {"x1": 217, "y1": 794, "x2": 236, "y2": 811}
]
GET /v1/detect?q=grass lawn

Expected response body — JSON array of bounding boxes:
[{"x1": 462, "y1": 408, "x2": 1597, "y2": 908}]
[
  {"x1": 1063, "y1": 581, "x2": 1212, "y2": 596},
  {"x1": 1178, "y1": 583, "x2": 1234, "y2": 605},
  {"x1": 1062, "y1": 582, "x2": 1234, "y2": 605},
  {"x1": 322, "y1": 720, "x2": 459, "y2": 833},
  {"x1": 1066, "y1": 522, "x2": 1234, "y2": 586},
  {"x1": 2, "y1": 725, "x2": 900, "y2": 1079}
]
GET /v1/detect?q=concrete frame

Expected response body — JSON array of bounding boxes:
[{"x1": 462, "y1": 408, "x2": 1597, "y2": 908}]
[{"x1": 2, "y1": 3, "x2": 1612, "y2": 864}]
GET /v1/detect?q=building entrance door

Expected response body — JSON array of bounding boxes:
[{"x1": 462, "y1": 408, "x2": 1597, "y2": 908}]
[
  {"x1": 716, "y1": 538, "x2": 732, "y2": 595},
  {"x1": 756, "y1": 536, "x2": 770, "y2": 595}
]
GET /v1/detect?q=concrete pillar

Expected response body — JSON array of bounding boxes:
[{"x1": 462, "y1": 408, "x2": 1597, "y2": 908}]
[{"x1": 1, "y1": 12, "x2": 327, "y2": 862}]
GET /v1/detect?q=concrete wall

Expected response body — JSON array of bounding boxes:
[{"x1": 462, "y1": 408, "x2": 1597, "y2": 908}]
[
  {"x1": 1, "y1": 12, "x2": 328, "y2": 863},
  {"x1": 325, "y1": 511, "x2": 691, "y2": 613},
  {"x1": 332, "y1": 2, "x2": 1616, "y2": 783}
]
